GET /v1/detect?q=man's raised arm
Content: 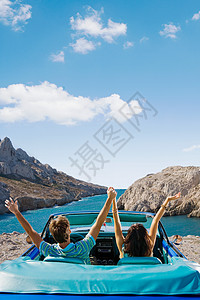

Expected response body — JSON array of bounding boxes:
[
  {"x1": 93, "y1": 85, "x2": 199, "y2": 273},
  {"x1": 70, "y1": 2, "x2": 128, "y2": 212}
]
[
  {"x1": 5, "y1": 197, "x2": 43, "y2": 249},
  {"x1": 89, "y1": 187, "x2": 117, "y2": 241}
]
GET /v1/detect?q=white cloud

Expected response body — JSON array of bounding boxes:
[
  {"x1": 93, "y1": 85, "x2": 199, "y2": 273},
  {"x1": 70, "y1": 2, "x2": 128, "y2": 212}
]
[
  {"x1": 140, "y1": 36, "x2": 149, "y2": 43},
  {"x1": 0, "y1": 81, "x2": 142, "y2": 125},
  {"x1": 123, "y1": 41, "x2": 134, "y2": 49},
  {"x1": 70, "y1": 38, "x2": 97, "y2": 54},
  {"x1": 70, "y1": 6, "x2": 127, "y2": 53},
  {"x1": 0, "y1": 0, "x2": 32, "y2": 31},
  {"x1": 183, "y1": 145, "x2": 200, "y2": 152},
  {"x1": 70, "y1": 7, "x2": 103, "y2": 38},
  {"x1": 101, "y1": 19, "x2": 127, "y2": 43},
  {"x1": 192, "y1": 11, "x2": 200, "y2": 21},
  {"x1": 49, "y1": 51, "x2": 65, "y2": 63},
  {"x1": 159, "y1": 23, "x2": 181, "y2": 39}
]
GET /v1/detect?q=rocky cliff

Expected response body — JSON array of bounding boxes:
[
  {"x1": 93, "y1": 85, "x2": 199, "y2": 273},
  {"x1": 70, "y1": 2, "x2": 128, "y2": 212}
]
[
  {"x1": 0, "y1": 137, "x2": 107, "y2": 214},
  {"x1": 118, "y1": 166, "x2": 200, "y2": 217}
]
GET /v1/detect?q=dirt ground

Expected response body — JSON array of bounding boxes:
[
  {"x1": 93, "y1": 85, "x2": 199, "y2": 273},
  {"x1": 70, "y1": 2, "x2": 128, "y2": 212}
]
[{"x1": 0, "y1": 232, "x2": 200, "y2": 264}]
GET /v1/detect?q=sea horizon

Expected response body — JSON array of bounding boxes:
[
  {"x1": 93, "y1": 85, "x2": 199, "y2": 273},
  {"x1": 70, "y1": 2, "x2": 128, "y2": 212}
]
[{"x1": 0, "y1": 190, "x2": 200, "y2": 237}]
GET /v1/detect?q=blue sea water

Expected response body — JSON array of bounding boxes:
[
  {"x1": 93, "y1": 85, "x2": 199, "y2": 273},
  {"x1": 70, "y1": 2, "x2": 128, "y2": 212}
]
[{"x1": 0, "y1": 189, "x2": 199, "y2": 237}]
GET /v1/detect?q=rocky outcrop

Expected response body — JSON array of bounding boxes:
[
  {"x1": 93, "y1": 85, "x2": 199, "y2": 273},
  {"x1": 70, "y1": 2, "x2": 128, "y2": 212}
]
[
  {"x1": 0, "y1": 137, "x2": 107, "y2": 214},
  {"x1": 0, "y1": 137, "x2": 56, "y2": 181},
  {"x1": 0, "y1": 182, "x2": 10, "y2": 214},
  {"x1": 118, "y1": 166, "x2": 200, "y2": 217}
]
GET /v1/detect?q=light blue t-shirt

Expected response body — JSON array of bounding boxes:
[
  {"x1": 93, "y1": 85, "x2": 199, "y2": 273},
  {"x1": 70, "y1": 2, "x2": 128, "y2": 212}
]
[{"x1": 39, "y1": 233, "x2": 95, "y2": 264}]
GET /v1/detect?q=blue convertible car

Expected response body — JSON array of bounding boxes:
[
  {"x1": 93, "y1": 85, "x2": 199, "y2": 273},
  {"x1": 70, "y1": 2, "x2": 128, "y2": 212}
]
[{"x1": 0, "y1": 211, "x2": 200, "y2": 299}]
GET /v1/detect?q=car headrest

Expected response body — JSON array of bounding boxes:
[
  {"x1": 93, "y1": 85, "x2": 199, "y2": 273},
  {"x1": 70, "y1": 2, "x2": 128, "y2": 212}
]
[
  {"x1": 117, "y1": 257, "x2": 162, "y2": 265},
  {"x1": 43, "y1": 256, "x2": 85, "y2": 264}
]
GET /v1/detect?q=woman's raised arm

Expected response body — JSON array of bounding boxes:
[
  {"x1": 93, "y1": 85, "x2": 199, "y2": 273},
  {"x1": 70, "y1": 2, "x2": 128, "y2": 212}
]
[
  {"x1": 112, "y1": 191, "x2": 125, "y2": 258},
  {"x1": 149, "y1": 192, "x2": 181, "y2": 246}
]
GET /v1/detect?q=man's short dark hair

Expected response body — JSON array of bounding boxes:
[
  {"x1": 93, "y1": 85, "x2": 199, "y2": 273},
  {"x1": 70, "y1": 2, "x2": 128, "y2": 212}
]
[{"x1": 49, "y1": 215, "x2": 70, "y2": 243}]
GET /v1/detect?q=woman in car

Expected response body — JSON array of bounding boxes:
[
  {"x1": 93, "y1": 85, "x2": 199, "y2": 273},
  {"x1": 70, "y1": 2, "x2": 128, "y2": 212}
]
[{"x1": 112, "y1": 189, "x2": 181, "y2": 258}]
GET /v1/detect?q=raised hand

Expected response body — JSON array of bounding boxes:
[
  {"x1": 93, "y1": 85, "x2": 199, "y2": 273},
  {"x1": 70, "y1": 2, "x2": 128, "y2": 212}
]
[
  {"x1": 167, "y1": 192, "x2": 181, "y2": 202},
  {"x1": 107, "y1": 187, "x2": 117, "y2": 201},
  {"x1": 5, "y1": 197, "x2": 43, "y2": 249},
  {"x1": 5, "y1": 197, "x2": 19, "y2": 214}
]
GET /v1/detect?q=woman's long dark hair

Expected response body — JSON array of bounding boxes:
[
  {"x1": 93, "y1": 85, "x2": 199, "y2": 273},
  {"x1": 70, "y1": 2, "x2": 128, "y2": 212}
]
[{"x1": 124, "y1": 223, "x2": 153, "y2": 257}]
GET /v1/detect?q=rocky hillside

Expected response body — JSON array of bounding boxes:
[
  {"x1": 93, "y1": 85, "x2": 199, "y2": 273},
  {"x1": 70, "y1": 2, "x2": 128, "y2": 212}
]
[
  {"x1": 0, "y1": 137, "x2": 107, "y2": 214},
  {"x1": 118, "y1": 166, "x2": 200, "y2": 217}
]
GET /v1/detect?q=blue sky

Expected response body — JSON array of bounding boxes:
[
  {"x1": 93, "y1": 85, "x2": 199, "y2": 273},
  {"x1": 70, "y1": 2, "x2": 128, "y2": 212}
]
[{"x1": 0, "y1": 0, "x2": 200, "y2": 188}]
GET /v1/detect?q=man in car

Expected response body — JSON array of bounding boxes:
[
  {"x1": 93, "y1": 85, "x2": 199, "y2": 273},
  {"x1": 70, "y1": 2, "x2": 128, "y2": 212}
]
[{"x1": 5, "y1": 187, "x2": 117, "y2": 264}]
